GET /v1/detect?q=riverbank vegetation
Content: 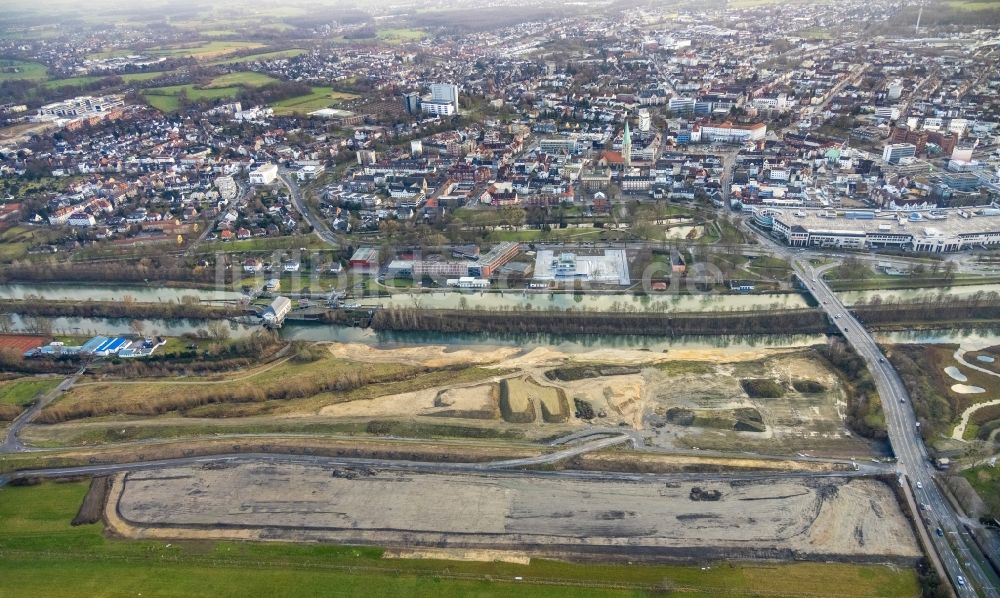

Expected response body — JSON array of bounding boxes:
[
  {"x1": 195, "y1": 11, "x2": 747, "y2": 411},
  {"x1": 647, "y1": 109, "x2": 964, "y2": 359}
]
[
  {"x1": 0, "y1": 298, "x2": 244, "y2": 321},
  {"x1": 816, "y1": 338, "x2": 887, "y2": 440},
  {"x1": 370, "y1": 307, "x2": 830, "y2": 336},
  {"x1": 887, "y1": 343, "x2": 1000, "y2": 445}
]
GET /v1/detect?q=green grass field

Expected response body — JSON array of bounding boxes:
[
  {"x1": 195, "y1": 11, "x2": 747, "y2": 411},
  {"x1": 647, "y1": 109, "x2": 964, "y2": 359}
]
[
  {"x1": 0, "y1": 480, "x2": 920, "y2": 598},
  {"x1": 946, "y1": 0, "x2": 1000, "y2": 10},
  {"x1": 120, "y1": 71, "x2": 172, "y2": 82},
  {"x1": 0, "y1": 224, "x2": 62, "y2": 263},
  {"x1": 377, "y1": 28, "x2": 429, "y2": 43},
  {"x1": 142, "y1": 73, "x2": 280, "y2": 112},
  {"x1": 0, "y1": 378, "x2": 60, "y2": 407},
  {"x1": 270, "y1": 87, "x2": 358, "y2": 116},
  {"x1": 41, "y1": 75, "x2": 105, "y2": 89},
  {"x1": 207, "y1": 48, "x2": 306, "y2": 66},
  {"x1": 146, "y1": 40, "x2": 266, "y2": 60},
  {"x1": 204, "y1": 72, "x2": 279, "y2": 88},
  {"x1": 0, "y1": 59, "x2": 48, "y2": 82}
]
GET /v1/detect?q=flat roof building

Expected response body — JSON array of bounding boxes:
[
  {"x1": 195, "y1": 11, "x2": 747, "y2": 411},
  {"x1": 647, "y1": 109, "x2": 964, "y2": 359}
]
[{"x1": 754, "y1": 206, "x2": 1000, "y2": 253}]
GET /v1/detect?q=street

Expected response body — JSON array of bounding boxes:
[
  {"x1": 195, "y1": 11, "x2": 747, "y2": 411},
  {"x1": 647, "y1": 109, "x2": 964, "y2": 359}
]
[{"x1": 794, "y1": 259, "x2": 999, "y2": 598}]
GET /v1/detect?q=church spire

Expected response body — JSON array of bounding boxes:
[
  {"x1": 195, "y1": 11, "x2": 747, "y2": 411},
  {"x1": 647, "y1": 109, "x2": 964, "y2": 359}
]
[{"x1": 622, "y1": 115, "x2": 632, "y2": 170}]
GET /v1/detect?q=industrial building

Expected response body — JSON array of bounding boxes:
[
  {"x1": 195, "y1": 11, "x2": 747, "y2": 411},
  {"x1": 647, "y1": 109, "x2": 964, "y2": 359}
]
[
  {"x1": 349, "y1": 247, "x2": 380, "y2": 271},
  {"x1": 263, "y1": 296, "x2": 291, "y2": 327}
]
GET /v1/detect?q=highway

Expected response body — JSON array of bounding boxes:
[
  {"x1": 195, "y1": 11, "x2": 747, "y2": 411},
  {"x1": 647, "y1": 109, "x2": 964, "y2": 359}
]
[{"x1": 793, "y1": 258, "x2": 999, "y2": 598}]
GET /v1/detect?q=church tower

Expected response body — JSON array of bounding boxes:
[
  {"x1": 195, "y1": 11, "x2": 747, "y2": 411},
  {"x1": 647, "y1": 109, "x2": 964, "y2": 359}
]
[{"x1": 622, "y1": 116, "x2": 632, "y2": 170}]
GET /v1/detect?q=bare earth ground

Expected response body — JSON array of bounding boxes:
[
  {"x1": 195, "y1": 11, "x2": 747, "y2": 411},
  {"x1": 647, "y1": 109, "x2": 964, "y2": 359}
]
[
  {"x1": 316, "y1": 343, "x2": 869, "y2": 456},
  {"x1": 24, "y1": 342, "x2": 871, "y2": 456},
  {"x1": 108, "y1": 462, "x2": 920, "y2": 562}
]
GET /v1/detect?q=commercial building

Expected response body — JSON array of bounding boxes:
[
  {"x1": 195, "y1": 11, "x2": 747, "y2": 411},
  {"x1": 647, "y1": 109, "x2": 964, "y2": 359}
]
[
  {"x1": 693, "y1": 122, "x2": 766, "y2": 144},
  {"x1": 882, "y1": 143, "x2": 916, "y2": 164},
  {"x1": 249, "y1": 163, "x2": 279, "y2": 185},
  {"x1": 668, "y1": 97, "x2": 695, "y2": 116},
  {"x1": 753, "y1": 207, "x2": 1000, "y2": 253},
  {"x1": 539, "y1": 138, "x2": 577, "y2": 154},
  {"x1": 532, "y1": 249, "x2": 630, "y2": 285}
]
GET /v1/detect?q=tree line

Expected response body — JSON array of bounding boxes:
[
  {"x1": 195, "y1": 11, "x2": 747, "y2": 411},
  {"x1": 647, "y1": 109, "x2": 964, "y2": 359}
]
[
  {"x1": 370, "y1": 307, "x2": 829, "y2": 336},
  {"x1": 0, "y1": 299, "x2": 244, "y2": 321}
]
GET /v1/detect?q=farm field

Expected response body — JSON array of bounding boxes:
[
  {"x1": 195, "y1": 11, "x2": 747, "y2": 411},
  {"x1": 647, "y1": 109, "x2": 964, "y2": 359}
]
[
  {"x1": 0, "y1": 479, "x2": 920, "y2": 598},
  {"x1": 270, "y1": 87, "x2": 358, "y2": 115}
]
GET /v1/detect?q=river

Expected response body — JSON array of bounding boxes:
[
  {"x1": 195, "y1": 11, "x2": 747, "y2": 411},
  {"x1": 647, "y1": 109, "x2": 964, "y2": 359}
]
[
  {"x1": 9, "y1": 281, "x2": 1000, "y2": 312},
  {"x1": 10, "y1": 309, "x2": 1000, "y2": 354}
]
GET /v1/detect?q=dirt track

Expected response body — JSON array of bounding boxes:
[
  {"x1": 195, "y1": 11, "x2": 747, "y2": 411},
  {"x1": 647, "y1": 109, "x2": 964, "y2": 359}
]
[{"x1": 109, "y1": 462, "x2": 921, "y2": 562}]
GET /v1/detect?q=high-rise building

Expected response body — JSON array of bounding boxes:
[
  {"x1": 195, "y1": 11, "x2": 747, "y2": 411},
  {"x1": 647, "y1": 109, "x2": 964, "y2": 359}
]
[
  {"x1": 882, "y1": 143, "x2": 916, "y2": 164},
  {"x1": 421, "y1": 83, "x2": 459, "y2": 116},
  {"x1": 410, "y1": 140, "x2": 423, "y2": 156},
  {"x1": 431, "y1": 83, "x2": 459, "y2": 106},
  {"x1": 887, "y1": 80, "x2": 903, "y2": 101},
  {"x1": 402, "y1": 92, "x2": 421, "y2": 115}
]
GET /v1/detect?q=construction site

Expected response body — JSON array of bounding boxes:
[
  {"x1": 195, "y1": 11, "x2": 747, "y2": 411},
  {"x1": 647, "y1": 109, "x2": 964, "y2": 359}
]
[{"x1": 105, "y1": 461, "x2": 921, "y2": 564}]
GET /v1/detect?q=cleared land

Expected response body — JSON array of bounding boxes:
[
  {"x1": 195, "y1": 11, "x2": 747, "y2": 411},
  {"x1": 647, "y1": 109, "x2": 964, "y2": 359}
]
[
  {"x1": 0, "y1": 479, "x2": 920, "y2": 598},
  {"x1": 111, "y1": 462, "x2": 920, "y2": 562},
  {"x1": 644, "y1": 351, "x2": 878, "y2": 456},
  {"x1": 26, "y1": 342, "x2": 873, "y2": 457}
]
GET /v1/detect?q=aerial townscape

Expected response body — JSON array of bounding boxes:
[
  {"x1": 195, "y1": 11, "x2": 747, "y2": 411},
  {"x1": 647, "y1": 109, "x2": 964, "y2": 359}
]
[{"x1": 2, "y1": 0, "x2": 1000, "y2": 596}]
